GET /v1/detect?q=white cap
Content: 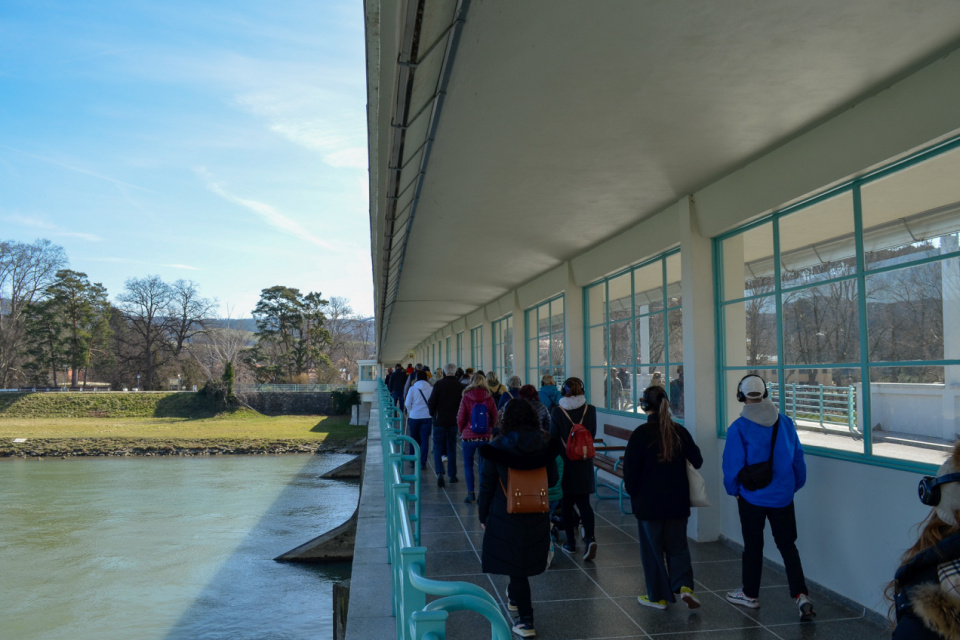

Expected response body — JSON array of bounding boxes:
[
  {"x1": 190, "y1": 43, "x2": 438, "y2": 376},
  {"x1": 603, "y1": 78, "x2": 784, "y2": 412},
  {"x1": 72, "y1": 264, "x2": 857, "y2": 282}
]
[{"x1": 740, "y1": 376, "x2": 767, "y2": 399}]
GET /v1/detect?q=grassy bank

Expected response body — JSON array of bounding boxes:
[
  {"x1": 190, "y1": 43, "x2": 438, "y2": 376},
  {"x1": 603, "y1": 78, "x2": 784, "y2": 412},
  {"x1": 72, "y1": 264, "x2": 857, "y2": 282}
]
[{"x1": 0, "y1": 392, "x2": 366, "y2": 458}]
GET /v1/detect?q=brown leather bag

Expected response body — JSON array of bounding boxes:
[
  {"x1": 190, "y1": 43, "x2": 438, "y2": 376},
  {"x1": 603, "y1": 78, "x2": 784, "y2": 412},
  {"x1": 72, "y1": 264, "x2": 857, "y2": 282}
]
[{"x1": 499, "y1": 467, "x2": 549, "y2": 513}]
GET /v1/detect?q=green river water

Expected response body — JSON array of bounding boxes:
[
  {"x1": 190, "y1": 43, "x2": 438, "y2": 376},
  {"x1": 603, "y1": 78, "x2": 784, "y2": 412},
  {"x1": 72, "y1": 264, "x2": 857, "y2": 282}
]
[{"x1": 0, "y1": 454, "x2": 359, "y2": 640}]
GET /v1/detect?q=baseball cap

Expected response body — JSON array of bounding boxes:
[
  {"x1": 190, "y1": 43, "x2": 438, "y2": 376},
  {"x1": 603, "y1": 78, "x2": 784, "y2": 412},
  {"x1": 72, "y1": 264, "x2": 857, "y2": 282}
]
[{"x1": 740, "y1": 375, "x2": 767, "y2": 399}]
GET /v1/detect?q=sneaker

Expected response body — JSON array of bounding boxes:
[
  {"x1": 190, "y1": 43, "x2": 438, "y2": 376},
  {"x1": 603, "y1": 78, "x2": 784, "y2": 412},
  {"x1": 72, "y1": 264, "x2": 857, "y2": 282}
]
[
  {"x1": 797, "y1": 594, "x2": 816, "y2": 621},
  {"x1": 505, "y1": 586, "x2": 518, "y2": 612},
  {"x1": 437, "y1": 475, "x2": 445, "y2": 488},
  {"x1": 637, "y1": 595, "x2": 667, "y2": 610},
  {"x1": 583, "y1": 538, "x2": 597, "y2": 562},
  {"x1": 561, "y1": 542, "x2": 576, "y2": 554},
  {"x1": 464, "y1": 492, "x2": 476, "y2": 503},
  {"x1": 726, "y1": 589, "x2": 760, "y2": 609},
  {"x1": 449, "y1": 476, "x2": 459, "y2": 483},
  {"x1": 546, "y1": 543, "x2": 555, "y2": 568},
  {"x1": 680, "y1": 586, "x2": 701, "y2": 609},
  {"x1": 511, "y1": 620, "x2": 536, "y2": 638},
  {"x1": 441, "y1": 455, "x2": 448, "y2": 463}
]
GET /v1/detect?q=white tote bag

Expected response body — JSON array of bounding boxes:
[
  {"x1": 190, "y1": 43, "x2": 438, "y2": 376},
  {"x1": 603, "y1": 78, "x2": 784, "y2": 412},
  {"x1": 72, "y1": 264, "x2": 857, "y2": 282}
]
[{"x1": 687, "y1": 461, "x2": 710, "y2": 507}]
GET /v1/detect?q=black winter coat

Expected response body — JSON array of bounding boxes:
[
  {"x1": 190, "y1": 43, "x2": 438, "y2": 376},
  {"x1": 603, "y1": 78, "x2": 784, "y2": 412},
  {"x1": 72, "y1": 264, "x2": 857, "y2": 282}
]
[
  {"x1": 389, "y1": 370, "x2": 408, "y2": 396},
  {"x1": 893, "y1": 531, "x2": 960, "y2": 640},
  {"x1": 549, "y1": 402, "x2": 597, "y2": 496},
  {"x1": 478, "y1": 431, "x2": 561, "y2": 577},
  {"x1": 622, "y1": 415, "x2": 703, "y2": 520},
  {"x1": 428, "y1": 376, "x2": 464, "y2": 428}
]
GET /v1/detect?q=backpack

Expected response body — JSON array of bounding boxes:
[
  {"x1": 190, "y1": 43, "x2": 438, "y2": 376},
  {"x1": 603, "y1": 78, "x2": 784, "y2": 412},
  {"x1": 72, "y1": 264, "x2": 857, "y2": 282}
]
[
  {"x1": 470, "y1": 402, "x2": 490, "y2": 435},
  {"x1": 559, "y1": 406, "x2": 595, "y2": 461},
  {"x1": 499, "y1": 467, "x2": 549, "y2": 513}
]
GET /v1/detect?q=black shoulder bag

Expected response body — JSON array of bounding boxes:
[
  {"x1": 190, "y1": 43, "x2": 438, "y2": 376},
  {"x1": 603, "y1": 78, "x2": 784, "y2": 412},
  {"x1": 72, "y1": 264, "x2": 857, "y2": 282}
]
[{"x1": 737, "y1": 417, "x2": 779, "y2": 491}]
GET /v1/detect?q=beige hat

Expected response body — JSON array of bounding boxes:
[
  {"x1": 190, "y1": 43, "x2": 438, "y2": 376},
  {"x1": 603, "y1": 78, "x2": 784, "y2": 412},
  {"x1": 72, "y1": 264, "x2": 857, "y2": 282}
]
[{"x1": 740, "y1": 375, "x2": 767, "y2": 399}]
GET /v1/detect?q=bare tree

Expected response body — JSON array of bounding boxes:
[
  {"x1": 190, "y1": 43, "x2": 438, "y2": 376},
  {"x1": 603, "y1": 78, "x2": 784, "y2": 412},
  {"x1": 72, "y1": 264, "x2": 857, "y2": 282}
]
[
  {"x1": 116, "y1": 275, "x2": 174, "y2": 390},
  {"x1": 167, "y1": 280, "x2": 216, "y2": 358},
  {"x1": 0, "y1": 239, "x2": 68, "y2": 387},
  {"x1": 189, "y1": 307, "x2": 253, "y2": 381}
]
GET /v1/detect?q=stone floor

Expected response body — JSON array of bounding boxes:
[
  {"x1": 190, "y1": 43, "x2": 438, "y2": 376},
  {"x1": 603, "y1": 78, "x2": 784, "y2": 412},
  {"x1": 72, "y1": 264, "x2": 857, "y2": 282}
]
[{"x1": 415, "y1": 450, "x2": 890, "y2": 640}]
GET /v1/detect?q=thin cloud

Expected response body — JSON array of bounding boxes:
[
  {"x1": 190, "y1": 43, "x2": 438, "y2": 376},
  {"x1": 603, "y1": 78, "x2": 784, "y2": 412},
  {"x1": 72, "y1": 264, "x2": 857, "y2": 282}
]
[
  {"x1": 165, "y1": 263, "x2": 201, "y2": 271},
  {"x1": 1, "y1": 213, "x2": 103, "y2": 242},
  {"x1": 0, "y1": 144, "x2": 155, "y2": 194},
  {"x1": 195, "y1": 167, "x2": 334, "y2": 250}
]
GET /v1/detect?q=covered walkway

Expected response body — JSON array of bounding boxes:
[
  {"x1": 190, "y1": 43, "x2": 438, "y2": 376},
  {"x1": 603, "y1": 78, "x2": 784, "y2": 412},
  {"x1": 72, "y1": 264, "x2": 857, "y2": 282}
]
[{"x1": 346, "y1": 406, "x2": 887, "y2": 639}]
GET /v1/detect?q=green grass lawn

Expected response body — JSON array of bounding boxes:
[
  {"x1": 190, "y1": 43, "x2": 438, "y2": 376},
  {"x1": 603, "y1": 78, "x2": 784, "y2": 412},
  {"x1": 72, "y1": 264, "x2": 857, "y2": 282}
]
[{"x1": 0, "y1": 413, "x2": 358, "y2": 442}]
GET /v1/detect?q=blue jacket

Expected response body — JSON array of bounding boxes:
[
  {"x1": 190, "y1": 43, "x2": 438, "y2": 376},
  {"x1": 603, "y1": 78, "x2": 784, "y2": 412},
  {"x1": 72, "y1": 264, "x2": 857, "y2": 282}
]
[
  {"x1": 539, "y1": 384, "x2": 561, "y2": 412},
  {"x1": 722, "y1": 411, "x2": 806, "y2": 508}
]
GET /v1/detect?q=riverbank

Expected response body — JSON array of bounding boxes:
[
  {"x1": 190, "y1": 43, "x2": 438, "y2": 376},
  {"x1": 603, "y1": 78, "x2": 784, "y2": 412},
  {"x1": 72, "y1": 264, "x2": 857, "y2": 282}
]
[{"x1": 0, "y1": 436, "x2": 366, "y2": 459}]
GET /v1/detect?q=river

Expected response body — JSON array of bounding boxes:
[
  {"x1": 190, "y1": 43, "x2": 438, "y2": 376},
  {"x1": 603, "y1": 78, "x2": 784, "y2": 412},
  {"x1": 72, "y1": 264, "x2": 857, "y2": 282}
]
[{"x1": 0, "y1": 454, "x2": 359, "y2": 640}]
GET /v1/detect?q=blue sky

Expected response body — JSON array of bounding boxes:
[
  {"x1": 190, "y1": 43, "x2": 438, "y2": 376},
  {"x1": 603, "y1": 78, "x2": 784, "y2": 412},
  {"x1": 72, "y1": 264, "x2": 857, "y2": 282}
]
[{"x1": 0, "y1": 0, "x2": 372, "y2": 317}]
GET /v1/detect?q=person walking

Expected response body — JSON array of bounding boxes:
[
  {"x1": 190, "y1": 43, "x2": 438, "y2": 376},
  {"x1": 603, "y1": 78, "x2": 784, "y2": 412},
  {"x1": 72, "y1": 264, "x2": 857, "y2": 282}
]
[
  {"x1": 549, "y1": 376, "x2": 599, "y2": 561},
  {"x1": 519, "y1": 384, "x2": 550, "y2": 432},
  {"x1": 479, "y1": 399, "x2": 561, "y2": 638},
  {"x1": 389, "y1": 363, "x2": 406, "y2": 411},
  {"x1": 722, "y1": 374, "x2": 816, "y2": 621},
  {"x1": 623, "y1": 385, "x2": 703, "y2": 610},
  {"x1": 538, "y1": 375, "x2": 561, "y2": 413},
  {"x1": 404, "y1": 370, "x2": 433, "y2": 470},
  {"x1": 889, "y1": 441, "x2": 960, "y2": 639},
  {"x1": 428, "y1": 363, "x2": 464, "y2": 487},
  {"x1": 457, "y1": 372, "x2": 498, "y2": 504},
  {"x1": 498, "y1": 375, "x2": 523, "y2": 411},
  {"x1": 487, "y1": 371, "x2": 507, "y2": 406}
]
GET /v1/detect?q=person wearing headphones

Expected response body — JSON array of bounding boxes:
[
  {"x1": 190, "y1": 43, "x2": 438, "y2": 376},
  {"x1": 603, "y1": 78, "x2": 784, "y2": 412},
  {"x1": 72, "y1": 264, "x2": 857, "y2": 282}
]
[
  {"x1": 721, "y1": 374, "x2": 816, "y2": 621},
  {"x1": 889, "y1": 442, "x2": 960, "y2": 639}
]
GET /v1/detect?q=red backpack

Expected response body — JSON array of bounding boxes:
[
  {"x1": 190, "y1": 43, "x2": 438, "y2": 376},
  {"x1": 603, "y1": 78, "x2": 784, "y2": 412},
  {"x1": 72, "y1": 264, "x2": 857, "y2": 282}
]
[{"x1": 559, "y1": 406, "x2": 595, "y2": 461}]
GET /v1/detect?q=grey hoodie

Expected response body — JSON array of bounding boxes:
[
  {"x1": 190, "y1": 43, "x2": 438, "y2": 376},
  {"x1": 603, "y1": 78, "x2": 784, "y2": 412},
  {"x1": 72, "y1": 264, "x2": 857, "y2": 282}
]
[{"x1": 740, "y1": 397, "x2": 779, "y2": 427}]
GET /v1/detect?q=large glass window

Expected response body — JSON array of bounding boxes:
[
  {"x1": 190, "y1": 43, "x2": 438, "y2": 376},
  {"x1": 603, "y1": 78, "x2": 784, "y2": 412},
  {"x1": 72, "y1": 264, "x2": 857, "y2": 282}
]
[
  {"x1": 584, "y1": 250, "x2": 683, "y2": 418},
  {"x1": 716, "y1": 139, "x2": 960, "y2": 468},
  {"x1": 491, "y1": 315, "x2": 514, "y2": 383},
  {"x1": 525, "y1": 295, "x2": 565, "y2": 388},
  {"x1": 470, "y1": 326, "x2": 482, "y2": 369}
]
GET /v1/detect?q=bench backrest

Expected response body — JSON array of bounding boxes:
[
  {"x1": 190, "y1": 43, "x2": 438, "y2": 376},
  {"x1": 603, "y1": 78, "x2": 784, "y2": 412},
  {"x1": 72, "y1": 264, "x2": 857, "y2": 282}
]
[{"x1": 603, "y1": 424, "x2": 634, "y2": 442}]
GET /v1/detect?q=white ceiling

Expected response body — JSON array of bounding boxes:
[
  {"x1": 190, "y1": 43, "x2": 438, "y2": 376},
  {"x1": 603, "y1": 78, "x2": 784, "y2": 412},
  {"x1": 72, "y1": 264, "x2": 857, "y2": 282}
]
[{"x1": 369, "y1": 0, "x2": 960, "y2": 363}]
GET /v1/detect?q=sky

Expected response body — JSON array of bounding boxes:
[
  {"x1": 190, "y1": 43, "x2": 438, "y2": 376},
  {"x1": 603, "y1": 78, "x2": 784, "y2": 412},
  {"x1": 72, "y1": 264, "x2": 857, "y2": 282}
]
[{"x1": 0, "y1": 0, "x2": 373, "y2": 318}]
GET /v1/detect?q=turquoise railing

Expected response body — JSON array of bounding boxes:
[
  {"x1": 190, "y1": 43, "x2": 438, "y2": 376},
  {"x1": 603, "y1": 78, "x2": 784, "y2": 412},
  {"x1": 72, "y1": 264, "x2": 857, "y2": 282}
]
[
  {"x1": 378, "y1": 382, "x2": 511, "y2": 640},
  {"x1": 768, "y1": 383, "x2": 858, "y2": 434}
]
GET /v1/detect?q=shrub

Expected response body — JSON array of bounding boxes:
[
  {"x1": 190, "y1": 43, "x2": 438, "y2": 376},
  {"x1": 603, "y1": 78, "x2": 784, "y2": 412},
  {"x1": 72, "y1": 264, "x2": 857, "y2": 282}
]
[{"x1": 330, "y1": 389, "x2": 361, "y2": 415}]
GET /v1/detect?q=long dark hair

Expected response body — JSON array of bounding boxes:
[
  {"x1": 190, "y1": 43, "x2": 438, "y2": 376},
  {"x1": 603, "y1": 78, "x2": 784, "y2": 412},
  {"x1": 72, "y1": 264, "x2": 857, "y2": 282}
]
[
  {"x1": 499, "y1": 398, "x2": 539, "y2": 435},
  {"x1": 642, "y1": 385, "x2": 680, "y2": 462}
]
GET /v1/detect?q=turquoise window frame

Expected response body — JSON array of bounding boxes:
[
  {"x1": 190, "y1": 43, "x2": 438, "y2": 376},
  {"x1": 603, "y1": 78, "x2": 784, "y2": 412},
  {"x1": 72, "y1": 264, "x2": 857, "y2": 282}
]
[
  {"x1": 491, "y1": 315, "x2": 514, "y2": 382},
  {"x1": 582, "y1": 249, "x2": 683, "y2": 421},
  {"x1": 713, "y1": 134, "x2": 960, "y2": 474},
  {"x1": 525, "y1": 294, "x2": 566, "y2": 387},
  {"x1": 470, "y1": 326, "x2": 482, "y2": 369}
]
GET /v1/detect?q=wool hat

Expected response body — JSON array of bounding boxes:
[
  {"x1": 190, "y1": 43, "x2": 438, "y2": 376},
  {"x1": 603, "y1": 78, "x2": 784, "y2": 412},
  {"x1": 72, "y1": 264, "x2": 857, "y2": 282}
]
[
  {"x1": 935, "y1": 447, "x2": 960, "y2": 526},
  {"x1": 740, "y1": 375, "x2": 767, "y2": 399}
]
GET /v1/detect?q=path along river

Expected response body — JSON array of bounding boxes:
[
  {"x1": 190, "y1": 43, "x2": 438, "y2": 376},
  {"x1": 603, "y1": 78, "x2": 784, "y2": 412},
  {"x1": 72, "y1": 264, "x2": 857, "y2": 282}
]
[{"x1": 0, "y1": 454, "x2": 359, "y2": 640}]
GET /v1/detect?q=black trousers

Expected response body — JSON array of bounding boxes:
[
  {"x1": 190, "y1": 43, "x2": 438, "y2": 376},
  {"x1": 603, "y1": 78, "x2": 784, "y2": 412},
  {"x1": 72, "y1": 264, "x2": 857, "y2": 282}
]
[
  {"x1": 508, "y1": 575, "x2": 533, "y2": 621},
  {"x1": 562, "y1": 493, "x2": 595, "y2": 543},
  {"x1": 737, "y1": 498, "x2": 808, "y2": 598}
]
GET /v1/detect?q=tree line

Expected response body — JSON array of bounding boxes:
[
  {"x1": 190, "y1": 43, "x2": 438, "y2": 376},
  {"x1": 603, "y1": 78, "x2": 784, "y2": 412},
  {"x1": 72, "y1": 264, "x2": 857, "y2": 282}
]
[{"x1": 0, "y1": 239, "x2": 373, "y2": 391}]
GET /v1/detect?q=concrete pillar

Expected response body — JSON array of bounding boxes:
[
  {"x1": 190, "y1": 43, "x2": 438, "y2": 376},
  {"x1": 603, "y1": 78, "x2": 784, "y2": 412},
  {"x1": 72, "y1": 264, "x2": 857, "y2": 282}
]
[
  {"x1": 565, "y1": 262, "x2": 585, "y2": 384},
  {"x1": 680, "y1": 195, "x2": 721, "y2": 542}
]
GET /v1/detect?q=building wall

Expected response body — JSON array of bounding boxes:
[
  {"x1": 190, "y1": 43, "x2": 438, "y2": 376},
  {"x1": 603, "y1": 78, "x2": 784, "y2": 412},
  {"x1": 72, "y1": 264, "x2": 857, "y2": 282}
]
[{"x1": 398, "y1": 46, "x2": 960, "y2": 616}]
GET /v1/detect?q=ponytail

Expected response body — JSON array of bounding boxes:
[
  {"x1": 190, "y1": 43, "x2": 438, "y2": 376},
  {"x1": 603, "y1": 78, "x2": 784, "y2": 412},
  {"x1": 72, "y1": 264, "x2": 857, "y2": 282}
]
[{"x1": 642, "y1": 385, "x2": 680, "y2": 462}]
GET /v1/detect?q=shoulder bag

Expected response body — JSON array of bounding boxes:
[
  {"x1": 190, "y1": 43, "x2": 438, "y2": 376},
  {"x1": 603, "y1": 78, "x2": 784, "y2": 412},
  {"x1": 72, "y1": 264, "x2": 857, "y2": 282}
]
[{"x1": 736, "y1": 417, "x2": 780, "y2": 491}]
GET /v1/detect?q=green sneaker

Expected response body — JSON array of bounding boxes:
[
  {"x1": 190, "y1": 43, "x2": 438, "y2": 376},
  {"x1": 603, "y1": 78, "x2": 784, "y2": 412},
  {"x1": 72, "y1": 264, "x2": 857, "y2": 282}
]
[
  {"x1": 680, "y1": 586, "x2": 701, "y2": 609},
  {"x1": 637, "y1": 595, "x2": 667, "y2": 610}
]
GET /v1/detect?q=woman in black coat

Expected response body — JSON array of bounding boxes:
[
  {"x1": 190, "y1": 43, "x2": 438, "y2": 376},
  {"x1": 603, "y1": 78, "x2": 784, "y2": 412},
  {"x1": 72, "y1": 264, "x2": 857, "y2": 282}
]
[
  {"x1": 479, "y1": 399, "x2": 561, "y2": 638},
  {"x1": 548, "y1": 376, "x2": 599, "y2": 561},
  {"x1": 622, "y1": 385, "x2": 703, "y2": 610}
]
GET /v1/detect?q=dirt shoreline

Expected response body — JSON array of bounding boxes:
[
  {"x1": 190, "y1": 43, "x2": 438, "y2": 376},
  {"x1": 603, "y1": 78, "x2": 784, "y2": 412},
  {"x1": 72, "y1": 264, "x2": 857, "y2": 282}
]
[{"x1": 0, "y1": 437, "x2": 367, "y2": 459}]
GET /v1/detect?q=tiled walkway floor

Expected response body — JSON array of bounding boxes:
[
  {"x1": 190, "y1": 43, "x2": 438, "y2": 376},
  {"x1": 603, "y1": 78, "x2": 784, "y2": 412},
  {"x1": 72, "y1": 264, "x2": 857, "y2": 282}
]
[{"x1": 415, "y1": 450, "x2": 888, "y2": 640}]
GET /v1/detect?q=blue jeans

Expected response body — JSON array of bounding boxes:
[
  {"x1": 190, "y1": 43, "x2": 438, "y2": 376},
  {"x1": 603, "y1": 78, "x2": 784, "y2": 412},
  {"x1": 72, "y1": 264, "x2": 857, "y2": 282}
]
[
  {"x1": 407, "y1": 418, "x2": 432, "y2": 467},
  {"x1": 637, "y1": 518, "x2": 693, "y2": 602},
  {"x1": 433, "y1": 424, "x2": 458, "y2": 478},
  {"x1": 462, "y1": 439, "x2": 484, "y2": 494}
]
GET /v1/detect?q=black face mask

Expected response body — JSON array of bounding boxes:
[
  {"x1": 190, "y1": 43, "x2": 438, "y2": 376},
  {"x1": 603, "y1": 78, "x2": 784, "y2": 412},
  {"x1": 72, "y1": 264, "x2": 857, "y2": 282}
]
[{"x1": 918, "y1": 473, "x2": 960, "y2": 506}]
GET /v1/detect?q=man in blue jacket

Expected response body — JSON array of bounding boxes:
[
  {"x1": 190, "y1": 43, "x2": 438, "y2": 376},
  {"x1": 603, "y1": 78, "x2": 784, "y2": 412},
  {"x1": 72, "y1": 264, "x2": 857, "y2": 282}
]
[{"x1": 722, "y1": 374, "x2": 816, "y2": 622}]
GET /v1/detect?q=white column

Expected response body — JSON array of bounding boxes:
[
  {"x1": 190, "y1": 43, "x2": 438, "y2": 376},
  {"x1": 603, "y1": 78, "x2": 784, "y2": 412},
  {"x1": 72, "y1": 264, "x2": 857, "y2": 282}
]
[
  {"x1": 511, "y1": 292, "x2": 526, "y2": 383},
  {"x1": 564, "y1": 262, "x2": 585, "y2": 382},
  {"x1": 680, "y1": 195, "x2": 722, "y2": 542},
  {"x1": 942, "y1": 235, "x2": 960, "y2": 440}
]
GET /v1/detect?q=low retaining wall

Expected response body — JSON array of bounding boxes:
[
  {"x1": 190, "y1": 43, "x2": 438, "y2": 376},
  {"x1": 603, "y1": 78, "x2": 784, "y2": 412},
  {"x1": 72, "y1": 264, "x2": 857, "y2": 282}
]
[{"x1": 239, "y1": 392, "x2": 336, "y2": 415}]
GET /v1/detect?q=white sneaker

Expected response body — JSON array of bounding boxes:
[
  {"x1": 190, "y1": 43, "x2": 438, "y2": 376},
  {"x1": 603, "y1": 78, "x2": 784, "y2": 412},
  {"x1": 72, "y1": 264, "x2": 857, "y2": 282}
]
[
  {"x1": 726, "y1": 589, "x2": 760, "y2": 609},
  {"x1": 441, "y1": 455, "x2": 448, "y2": 463},
  {"x1": 797, "y1": 594, "x2": 816, "y2": 621}
]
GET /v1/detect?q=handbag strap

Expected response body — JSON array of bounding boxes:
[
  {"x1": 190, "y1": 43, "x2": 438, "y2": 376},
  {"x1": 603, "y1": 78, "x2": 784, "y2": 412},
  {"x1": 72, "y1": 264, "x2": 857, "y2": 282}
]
[{"x1": 765, "y1": 416, "x2": 780, "y2": 464}]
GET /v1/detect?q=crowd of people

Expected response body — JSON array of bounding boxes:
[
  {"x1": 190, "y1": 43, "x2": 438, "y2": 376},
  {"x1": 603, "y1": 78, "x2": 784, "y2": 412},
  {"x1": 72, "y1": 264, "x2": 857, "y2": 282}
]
[{"x1": 385, "y1": 363, "x2": 959, "y2": 639}]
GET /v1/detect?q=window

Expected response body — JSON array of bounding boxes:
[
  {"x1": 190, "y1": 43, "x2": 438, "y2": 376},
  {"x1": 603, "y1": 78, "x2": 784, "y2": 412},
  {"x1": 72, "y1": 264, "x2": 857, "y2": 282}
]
[
  {"x1": 526, "y1": 295, "x2": 565, "y2": 387},
  {"x1": 491, "y1": 315, "x2": 514, "y2": 383},
  {"x1": 445, "y1": 336, "x2": 451, "y2": 370},
  {"x1": 584, "y1": 250, "x2": 683, "y2": 418},
  {"x1": 716, "y1": 137, "x2": 960, "y2": 469},
  {"x1": 456, "y1": 332, "x2": 464, "y2": 368},
  {"x1": 470, "y1": 326, "x2": 483, "y2": 369}
]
